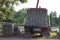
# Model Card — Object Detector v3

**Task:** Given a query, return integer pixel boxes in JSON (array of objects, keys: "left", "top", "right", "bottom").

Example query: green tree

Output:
[
  {"left": 56, "top": 15, "right": 60, "bottom": 26},
  {"left": 50, "top": 11, "right": 57, "bottom": 27},
  {"left": 0, "top": 0, "right": 27, "bottom": 22},
  {"left": 14, "top": 9, "right": 27, "bottom": 23}
]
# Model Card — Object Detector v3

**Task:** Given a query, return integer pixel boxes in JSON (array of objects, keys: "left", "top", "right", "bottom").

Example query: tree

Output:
[
  {"left": 56, "top": 15, "right": 60, "bottom": 26},
  {"left": 50, "top": 11, "right": 57, "bottom": 27},
  {"left": 13, "top": 9, "right": 27, "bottom": 23},
  {"left": 0, "top": 0, "right": 27, "bottom": 22}
]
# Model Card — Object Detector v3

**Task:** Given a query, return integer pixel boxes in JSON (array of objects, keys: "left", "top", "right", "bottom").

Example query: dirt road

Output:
[{"left": 0, "top": 38, "right": 59, "bottom": 40}]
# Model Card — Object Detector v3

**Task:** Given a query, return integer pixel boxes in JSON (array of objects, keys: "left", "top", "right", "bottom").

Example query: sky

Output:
[{"left": 14, "top": 0, "right": 60, "bottom": 17}]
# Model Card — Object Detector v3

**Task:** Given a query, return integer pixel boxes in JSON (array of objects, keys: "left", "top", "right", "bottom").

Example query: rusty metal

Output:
[{"left": 36, "top": 0, "right": 39, "bottom": 8}]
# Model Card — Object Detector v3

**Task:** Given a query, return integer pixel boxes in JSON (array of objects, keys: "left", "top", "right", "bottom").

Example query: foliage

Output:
[
  {"left": 20, "top": 0, "right": 27, "bottom": 3},
  {"left": 0, "top": 0, "right": 27, "bottom": 22},
  {"left": 13, "top": 9, "right": 27, "bottom": 23},
  {"left": 50, "top": 11, "right": 57, "bottom": 27},
  {"left": 50, "top": 11, "right": 60, "bottom": 27},
  {"left": 56, "top": 15, "right": 60, "bottom": 26}
]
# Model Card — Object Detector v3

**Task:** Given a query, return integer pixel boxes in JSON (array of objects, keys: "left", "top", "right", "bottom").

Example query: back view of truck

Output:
[{"left": 24, "top": 8, "right": 50, "bottom": 38}]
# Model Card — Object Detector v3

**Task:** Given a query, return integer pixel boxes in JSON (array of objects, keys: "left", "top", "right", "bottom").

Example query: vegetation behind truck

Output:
[{"left": 24, "top": 8, "right": 50, "bottom": 38}]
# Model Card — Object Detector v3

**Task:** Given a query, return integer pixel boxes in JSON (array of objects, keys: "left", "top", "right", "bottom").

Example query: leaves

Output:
[
  {"left": 20, "top": 0, "right": 27, "bottom": 3},
  {"left": 13, "top": 9, "right": 27, "bottom": 23},
  {"left": 50, "top": 11, "right": 57, "bottom": 27},
  {"left": 0, "top": 0, "right": 27, "bottom": 22}
]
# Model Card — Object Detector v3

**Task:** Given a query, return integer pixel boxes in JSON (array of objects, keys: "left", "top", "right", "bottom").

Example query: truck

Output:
[
  {"left": 24, "top": 8, "right": 50, "bottom": 38},
  {"left": 24, "top": 0, "right": 50, "bottom": 38}
]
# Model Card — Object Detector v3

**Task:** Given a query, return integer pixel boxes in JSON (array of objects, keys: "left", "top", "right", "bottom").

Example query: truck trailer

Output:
[{"left": 24, "top": 8, "right": 50, "bottom": 38}]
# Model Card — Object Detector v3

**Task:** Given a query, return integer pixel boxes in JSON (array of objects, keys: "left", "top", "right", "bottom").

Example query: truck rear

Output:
[{"left": 24, "top": 8, "right": 50, "bottom": 38}]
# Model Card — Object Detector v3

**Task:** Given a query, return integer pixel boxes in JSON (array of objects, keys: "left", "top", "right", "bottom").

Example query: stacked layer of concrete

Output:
[{"left": 25, "top": 8, "right": 48, "bottom": 27}]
